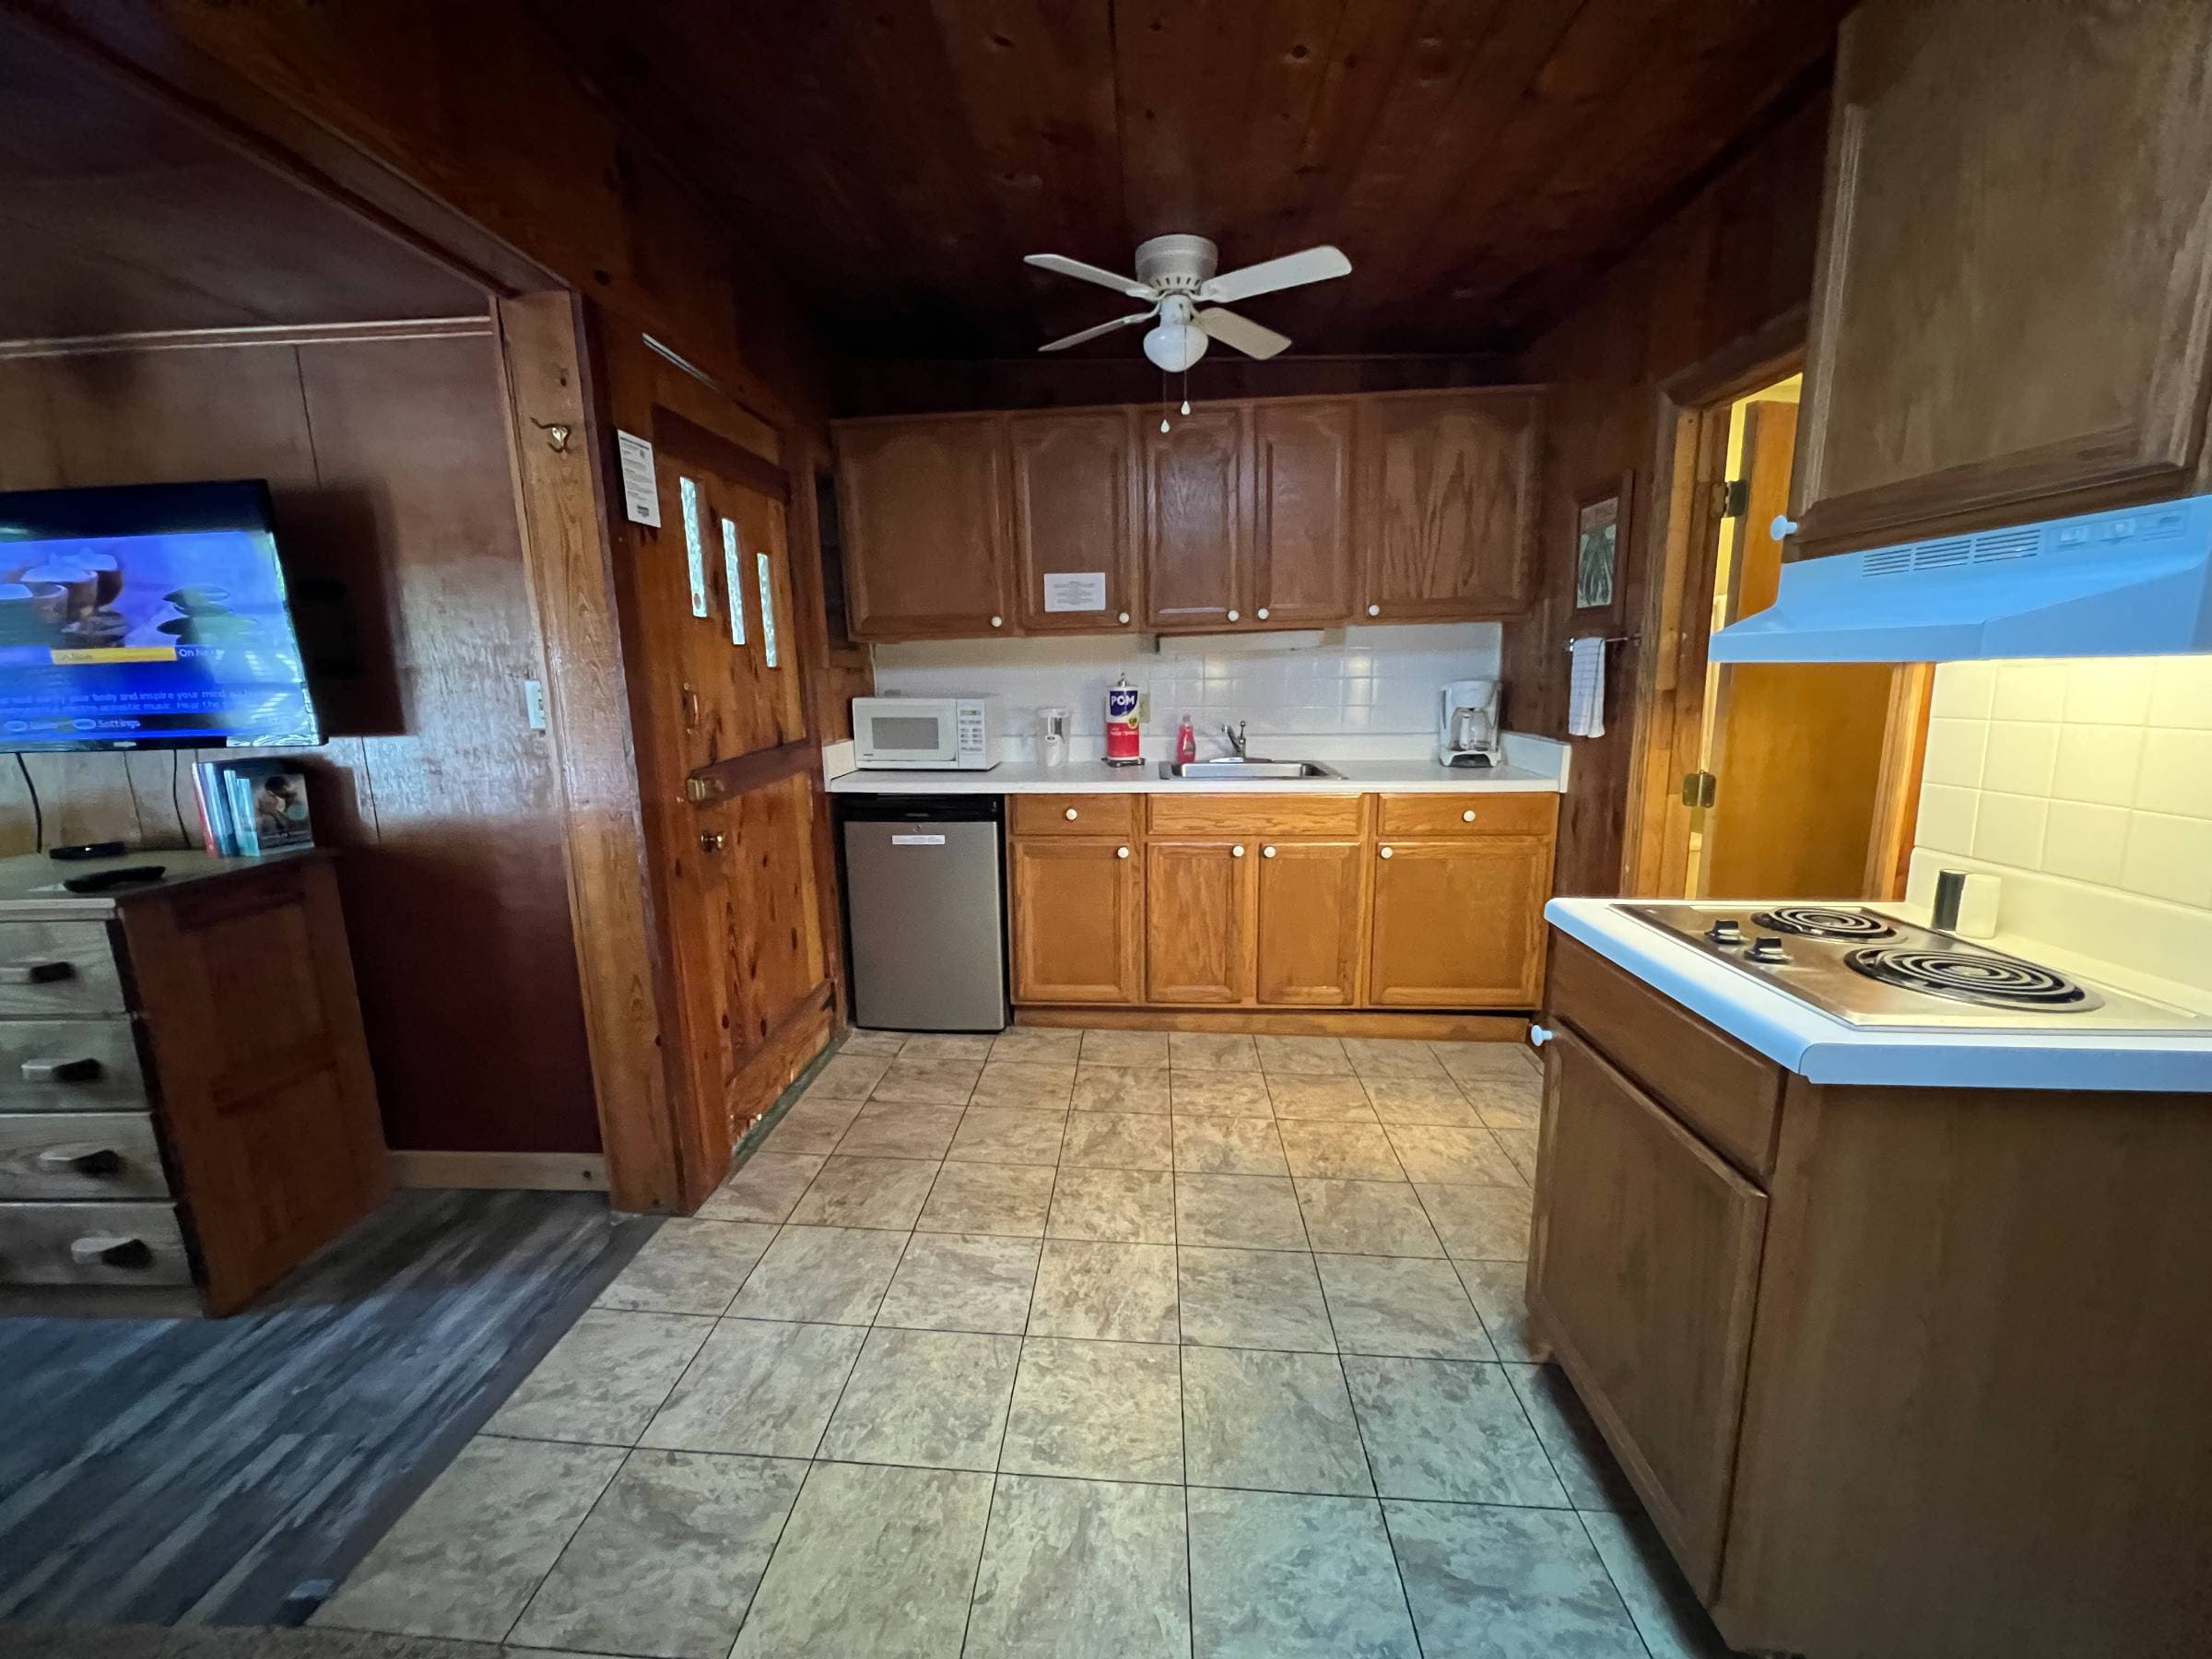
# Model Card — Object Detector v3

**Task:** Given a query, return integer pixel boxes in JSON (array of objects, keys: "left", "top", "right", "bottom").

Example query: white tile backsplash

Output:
[
  {"left": 869, "top": 624, "right": 1504, "bottom": 760},
  {"left": 1914, "top": 654, "right": 2212, "bottom": 993}
]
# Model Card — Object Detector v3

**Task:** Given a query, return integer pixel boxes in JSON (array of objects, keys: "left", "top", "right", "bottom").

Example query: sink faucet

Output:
[{"left": 1223, "top": 721, "right": 1248, "bottom": 758}]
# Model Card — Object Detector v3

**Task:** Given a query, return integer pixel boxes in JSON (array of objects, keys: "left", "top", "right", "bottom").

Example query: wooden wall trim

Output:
[
  {"left": 390, "top": 1150, "right": 609, "bottom": 1191},
  {"left": 0, "top": 316, "right": 494, "bottom": 361},
  {"left": 830, "top": 381, "right": 1553, "bottom": 429},
  {"left": 496, "top": 290, "right": 683, "bottom": 1213}
]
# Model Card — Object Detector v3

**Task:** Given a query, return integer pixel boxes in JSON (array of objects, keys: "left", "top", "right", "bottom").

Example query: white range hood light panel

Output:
[{"left": 1710, "top": 493, "right": 2212, "bottom": 663}]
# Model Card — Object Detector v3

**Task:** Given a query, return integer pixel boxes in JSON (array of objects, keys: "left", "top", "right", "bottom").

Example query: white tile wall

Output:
[
  {"left": 1912, "top": 653, "right": 2212, "bottom": 992},
  {"left": 869, "top": 623, "right": 1504, "bottom": 760}
]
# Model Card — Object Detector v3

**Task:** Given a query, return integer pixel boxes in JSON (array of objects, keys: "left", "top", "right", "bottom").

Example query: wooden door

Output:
[
  {"left": 1008, "top": 409, "right": 1138, "bottom": 632},
  {"left": 1526, "top": 1027, "right": 1766, "bottom": 1599},
  {"left": 1357, "top": 391, "right": 1538, "bottom": 619},
  {"left": 1792, "top": 0, "right": 2212, "bottom": 559},
  {"left": 1368, "top": 837, "right": 1550, "bottom": 1006},
  {"left": 1143, "top": 405, "right": 1247, "bottom": 630},
  {"left": 837, "top": 415, "right": 1011, "bottom": 638},
  {"left": 1145, "top": 841, "right": 1254, "bottom": 1005},
  {"left": 1010, "top": 839, "right": 1142, "bottom": 1004},
  {"left": 1254, "top": 839, "right": 1363, "bottom": 1006},
  {"left": 1703, "top": 400, "right": 1897, "bottom": 898},
  {"left": 1250, "top": 400, "right": 1355, "bottom": 627}
]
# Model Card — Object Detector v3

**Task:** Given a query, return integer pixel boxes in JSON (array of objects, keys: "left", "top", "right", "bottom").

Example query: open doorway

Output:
[{"left": 1625, "top": 341, "right": 1929, "bottom": 900}]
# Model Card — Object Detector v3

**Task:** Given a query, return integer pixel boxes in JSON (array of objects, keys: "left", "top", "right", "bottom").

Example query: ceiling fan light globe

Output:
[{"left": 1142, "top": 320, "right": 1208, "bottom": 372}]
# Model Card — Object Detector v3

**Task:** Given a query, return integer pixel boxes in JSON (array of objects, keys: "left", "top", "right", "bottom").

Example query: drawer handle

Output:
[
  {"left": 21, "top": 1056, "right": 102, "bottom": 1084},
  {"left": 1065, "top": 807, "right": 1079, "bottom": 821},
  {"left": 69, "top": 1233, "right": 153, "bottom": 1269},
  {"left": 1116, "top": 845, "right": 1130, "bottom": 859},
  {"left": 1227, "top": 608, "right": 1241, "bottom": 622},
  {"left": 1366, "top": 604, "right": 1380, "bottom": 618},
  {"left": 1462, "top": 808, "right": 1477, "bottom": 823},
  {"left": 0, "top": 961, "right": 75, "bottom": 985},
  {"left": 1262, "top": 845, "right": 1277, "bottom": 858},
  {"left": 1256, "top": 607, "right": 1269, "bottom": 620},
  {"left": 1379, "top": 845, "right": 1394, "bottom": 860},
  {"left": 1528, "top": 1023, "right": 1555, "bottom": 1048},
  {"left": 990, "top": 615, "right": 1004, "bottom": 629},
  {"left": 1118, "top": 611, "right": 1131, "bottom": 625},
  {"left": 1232, "top": 844, "right": 1246, "bottom": 858},
  {"left": 40, "top": 1146, "right": 124, "bottom": 1177}
]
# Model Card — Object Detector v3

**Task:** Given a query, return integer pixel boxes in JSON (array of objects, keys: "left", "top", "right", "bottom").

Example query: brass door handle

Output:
[{"left": 700, "top": 831, "right": 726, "bottom": 853}]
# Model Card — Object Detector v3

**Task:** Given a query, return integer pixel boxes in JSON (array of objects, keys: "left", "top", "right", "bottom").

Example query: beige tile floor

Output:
[{"left": 313, "top": 1025, "right": 1736, "bottom": 1659}]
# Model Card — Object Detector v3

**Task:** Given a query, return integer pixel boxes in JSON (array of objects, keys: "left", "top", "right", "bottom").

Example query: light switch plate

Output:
[{"left": 524, "top": 678, "right": 548, "bottom": 730}]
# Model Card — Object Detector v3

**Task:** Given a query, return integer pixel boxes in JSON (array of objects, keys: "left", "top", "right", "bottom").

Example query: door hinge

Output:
[
  {"left": 1716, "top": 477, "right": 1750, "bottom": 519},
  {"left": 1681, "top": 770, "right": 1717, "bottom": 808}
]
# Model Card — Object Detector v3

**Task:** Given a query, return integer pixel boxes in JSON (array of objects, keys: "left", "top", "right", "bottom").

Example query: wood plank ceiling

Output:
[{"left": 535, "top": 0, "right": 1849, "bottom": 359}]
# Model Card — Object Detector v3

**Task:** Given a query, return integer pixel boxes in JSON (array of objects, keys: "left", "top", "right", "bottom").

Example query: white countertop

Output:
[
  {"left": 1546, "top": 898, "right": 2212, "bottom": 1092},
  {"left": 828, "top": 759, "right": 1563, "bottom": 795}
]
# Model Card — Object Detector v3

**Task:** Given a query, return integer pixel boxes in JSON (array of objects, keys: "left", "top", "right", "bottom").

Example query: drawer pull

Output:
[
  {"left": 1065, "top": 807, "right": 1079, "bottom": 821},
  {"left": 21, "top": 1056, "right": 102, "bottom": 1084},
  {"left": 1462, "top": 808, "right": 1477, "bottom": 822},
  {"left": 0, "top": 961, "right": 75, "bottom": 985},
  {"left": 69, "top": 1233, "right": 153, "bottom": 1269},
  {"left": 40, "top": 1146, "right": 124, "bottom": 1177}
]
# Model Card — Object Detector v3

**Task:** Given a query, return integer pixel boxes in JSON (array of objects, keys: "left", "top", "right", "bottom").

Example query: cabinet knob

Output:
[
  {"left": 699, "top": 830, "right": 726, "bottom": 853},
  {"left": 1528, "top": 1023, "right": 1556, "bottom": 1048},
  {"left": 1065, "top": 806, "right": 1079, "bottom": 820},
  {"left": 1462, "top": 808, "right": 1477, "bottom": 822},
  {"left": 1262, "top": 845, "right": 1277, "bottom": 858},
  {"left": 1255, "top": 607, "right": 1269, "bottom": 620},
  {"left": 1118, "top": 611, "right": 1131, "bottom": 624},
  {"left": 1366, "top": 604, "right": 1380, "bottom": 618},
  {"left": 1227, "top": 608, "right": 1240, "bottom": 622},
  {"left": 1116, "top": 845, "right": 1130, "bottom": 859},
  {"left": 1231, "top": 844, "right": 1246, "bottom": 858},
  {"left": 1770, "top": 514, "right": 1799, "bottom": 542},
  {"left": 990, "top": 615, "right": 1004, "bottom": 628},
  {"left": 1379, "top": 845, "right": 1394, "bottom": 859}
]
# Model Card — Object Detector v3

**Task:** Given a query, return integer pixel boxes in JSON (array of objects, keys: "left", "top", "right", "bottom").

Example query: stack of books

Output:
[{"left": 191, "top": 759, "right": 314, "bottom": 856}]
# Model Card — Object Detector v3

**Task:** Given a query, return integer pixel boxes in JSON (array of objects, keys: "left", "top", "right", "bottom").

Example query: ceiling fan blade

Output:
[
  {"left": 1198, "top": 244, "right": 1352, "bottom": 304},
  {"left": 1196, "top": 307, "right": 1291, "bottom": 359},
  {"left": 1025, "top": 253, "right": 1155, "bottom": 300},
  {"left": 1039, "top": 310, "right": 1157, "bottom": 353}
]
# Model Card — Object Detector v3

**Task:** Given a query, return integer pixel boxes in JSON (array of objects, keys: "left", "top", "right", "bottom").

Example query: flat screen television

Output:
[{"left": 0, "top": 479, "right": 321, "bottom": 752}]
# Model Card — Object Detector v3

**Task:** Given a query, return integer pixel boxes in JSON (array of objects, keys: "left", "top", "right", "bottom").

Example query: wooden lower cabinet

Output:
[
  {"left": 1145, "top": 841, "right": 1253, "bottom": 1005},
  {"left": 1368, "top": 835, "right": 1550, "bottom": 1006},
  {"left": 1254, "top": 840, "right": 1364, "bottom": 1006},
  {"left": 1526, "top": 1027, "right": 1765, "bottom": 1598},
  {"left": 1009, "top": 838, "right": 1142, "bottom": 1004}
]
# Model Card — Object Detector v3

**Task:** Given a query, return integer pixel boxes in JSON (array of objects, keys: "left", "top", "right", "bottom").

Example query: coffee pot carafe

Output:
[{"left": 1438, "top": 678, "right": 1502, "bottom": 768}]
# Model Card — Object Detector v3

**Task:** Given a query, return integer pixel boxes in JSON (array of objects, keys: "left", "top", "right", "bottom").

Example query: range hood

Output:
[{"left": 1709, "top": 493, "right": 2212, "bottom": 663}]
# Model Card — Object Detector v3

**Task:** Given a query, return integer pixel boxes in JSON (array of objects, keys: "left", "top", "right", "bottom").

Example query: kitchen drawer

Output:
[
  {"left": 1012, "top": 794, "right": 1141, "bottom": 839},
  {"left": 1548, "top": 934, "right": 1783, "bottom": 1181},
  {"left": 1377, "top": 792, "right": 1558, "bottom": 839},
  {"left": 0, "top": 1019, "right": 149, "bottom": 1112},
  {"left": 0, "top": 922, "right": 127, "bottom": 1017},
  {"left": 1147, "top": 794, "right": 1364, "bottom": 837},
  {"left": 0, "top": 1200, "right": 192, "bottom": 1286},
  {"left": 0, "top": 1112, "right": 170, "bottom": 1200}
]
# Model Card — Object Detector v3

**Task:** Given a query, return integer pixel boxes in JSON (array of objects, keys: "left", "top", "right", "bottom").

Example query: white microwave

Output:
[{"left": 852, "top": 695, "right": 1000, "bottom": 770}]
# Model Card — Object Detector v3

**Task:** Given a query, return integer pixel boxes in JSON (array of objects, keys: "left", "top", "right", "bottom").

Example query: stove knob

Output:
[
  {"left": 1747, "top": 936, "right": 1789, "bottom": 964},
  {"left": 1708, "top": 921, "right": 1747, "bottom": 946}
]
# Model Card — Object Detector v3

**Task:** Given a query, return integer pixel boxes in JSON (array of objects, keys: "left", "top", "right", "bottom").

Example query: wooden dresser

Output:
[{"left": 0, "top": 850, "right": 387, "bottom": 1315}]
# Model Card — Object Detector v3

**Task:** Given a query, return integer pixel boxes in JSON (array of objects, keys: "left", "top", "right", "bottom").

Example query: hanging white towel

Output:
[{"left": 1567, "top": 636, "right": 1607, "bottom": 738}]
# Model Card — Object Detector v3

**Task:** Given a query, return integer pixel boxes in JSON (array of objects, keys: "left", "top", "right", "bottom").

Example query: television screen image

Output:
[{"left": 0, "top": 479, "right": 321, "bottom": 751}]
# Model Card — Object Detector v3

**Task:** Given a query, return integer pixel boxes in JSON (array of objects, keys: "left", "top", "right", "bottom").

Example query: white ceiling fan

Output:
[{"left": 1026, "top": 234, "right": 1350, "bottom": 370}]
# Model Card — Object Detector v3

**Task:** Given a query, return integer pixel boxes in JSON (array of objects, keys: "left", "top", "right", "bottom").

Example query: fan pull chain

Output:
[
  {"left": 1159, "top": 371, "right": 1171, "bottom": 433},
  {"left": 1180, "top": 369, "right": 1192, "bottom": 417}
]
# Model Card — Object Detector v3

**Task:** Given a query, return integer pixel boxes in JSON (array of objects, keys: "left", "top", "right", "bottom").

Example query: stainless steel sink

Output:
[{"left": 1158, "top": 758, "right": 1342, "bottom": 781}]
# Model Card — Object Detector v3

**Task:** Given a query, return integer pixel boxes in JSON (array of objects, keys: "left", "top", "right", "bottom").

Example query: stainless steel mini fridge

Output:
[{"left": 838, "top": 794, "right": 1009, "bottom": 1032}]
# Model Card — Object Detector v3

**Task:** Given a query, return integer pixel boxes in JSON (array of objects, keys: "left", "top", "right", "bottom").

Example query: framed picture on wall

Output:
[{"left": 1574, "top": 477, "right": 1629, "bottom": 609}]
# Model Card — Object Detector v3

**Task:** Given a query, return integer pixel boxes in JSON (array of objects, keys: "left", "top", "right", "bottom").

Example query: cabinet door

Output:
[
  {"left": 1526, "top": 1027, "right": 1766, "bottom": 1599},
  {"left": 1008, "top": 409, "right": 1139, "bottom": 631},
  {"left": 836, "top": 416, "right": 1010, "bottom": 639},
  {"left": 1145, "top": 841, "right": 1254, "bottom": 1005},
  {"left": 1251, "top": 400, "right": 1355, "bottom": 627},
  {"left": 1010, "top": 838, "right": 1142, "bottom": 1004},
  {"left": 1143, "top": 406, "right": 1247, "bottom": 630},
  {"left": 1792, "top": 2, "right": 2212, "bottom": 558},
  {"left": 1357, "top": 391, "right": 1537, "bottom": 619},
  {"left": 1368, "top": 836, "right": 1550, "bottom": 1006},
  {"left": 1254, "top": 839, "right": 1364, "bottom": 1006}
]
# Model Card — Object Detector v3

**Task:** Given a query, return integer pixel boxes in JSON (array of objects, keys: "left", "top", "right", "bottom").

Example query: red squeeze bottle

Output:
[{"left": 1176, "top": 713, "right": 1197, "bottom": 764}]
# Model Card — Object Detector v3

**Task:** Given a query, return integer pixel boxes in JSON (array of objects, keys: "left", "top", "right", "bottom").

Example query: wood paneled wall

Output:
[
  {"left": 0, "top": 332, "right": 600, "bottom": 1156},
  {"left": 1501, "top": 95, "right": 1830, "bottom": 896}
]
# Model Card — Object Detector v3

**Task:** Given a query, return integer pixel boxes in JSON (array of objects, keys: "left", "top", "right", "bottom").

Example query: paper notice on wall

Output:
[
  {"left": 616, "top": 430, "right": 662, "bottom": 526},
  {"left": 1041, "top": 571, "right": 1108, "bottom": 613}
]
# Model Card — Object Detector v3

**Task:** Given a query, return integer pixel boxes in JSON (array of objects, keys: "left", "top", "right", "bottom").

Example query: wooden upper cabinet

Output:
[
  {"left": 1142, "top": 406, "right": 1247, "bottom": 629},
  {"left": 1251, "top": 400, "right": 1356, "bottom": 627},
  {"left": 1792, "top": 1, "right": 2212, "bottom": 558},
  {"left": 1357, "top": 391, "right": 1539, "bottom": 619},
  {"left": 1008, "top": 409, "right": 1138, "bottom": 631},
  {"left": 835, "top": 415, "right": 1011, "bottom": 639}
]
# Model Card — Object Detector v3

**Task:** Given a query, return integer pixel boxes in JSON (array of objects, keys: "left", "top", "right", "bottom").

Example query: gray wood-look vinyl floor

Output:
[{"left": 0, "top": 1188, "right": 653, "bottom": 1629}]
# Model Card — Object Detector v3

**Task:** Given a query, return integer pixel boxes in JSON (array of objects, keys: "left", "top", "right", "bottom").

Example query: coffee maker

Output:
[{"left": 1437, "top": 678, "right": 1503, "bottom": 767}]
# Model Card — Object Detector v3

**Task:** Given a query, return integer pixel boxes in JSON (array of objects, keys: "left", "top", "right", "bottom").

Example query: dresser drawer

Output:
[
  {"left": 0, "top": 1112, "right": 171, "bottom": 1200},
  {"left": 0, "top": 1200, "right": 191, "bottom": 1286},
  {"left": 1377, "top": 792, "right": 1559, "bottom": 839},
  {"left": 1147, "top": 794, "right": 1364, "bottom": 837},
  {"left": 1013, "top": 794, "right": 1141, "bottom": 839},
  {"left": 0, "top": 1019, "right": 149, "bottom": 1112},
  {"left": 0, "top": 923, "right": 127, "bottom": 1017}
]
